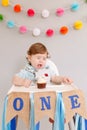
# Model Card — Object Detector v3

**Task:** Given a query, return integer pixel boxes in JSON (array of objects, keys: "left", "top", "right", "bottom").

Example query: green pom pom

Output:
[{"left": 0, "top": 14, "right": 4, "bottom": 21}]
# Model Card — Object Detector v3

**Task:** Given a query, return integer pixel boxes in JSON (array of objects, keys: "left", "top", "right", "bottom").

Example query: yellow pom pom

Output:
[
  {"left": 74, "top": 21, "right": 83, "bottom": 30},
  {"left": 2, "top": 0, "right": 9, "bottom": 6}
]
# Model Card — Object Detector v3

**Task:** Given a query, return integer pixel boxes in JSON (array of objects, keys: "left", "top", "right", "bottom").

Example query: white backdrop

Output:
[{"left": 0, "top": 0, "right": 87, "bottom": 129}]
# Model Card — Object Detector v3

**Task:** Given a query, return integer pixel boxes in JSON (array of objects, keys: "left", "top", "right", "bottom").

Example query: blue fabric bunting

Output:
[
  {"left": 85, "top": 119, "right": 87, "bottom": 130},
  {"left": 75, "top": 114, "right": 85, "bottom": 130},
  {"left": 30, "top": 93, "right": 40, "bottom": 130},
  {"left": 53, "top": 93, "right": 65, "bottom": 130},
  {"left": 10, "top": 117, "right": 17, "bottom": 130},
  {"left": 81, "top": 117, "right": 85, "bottom": 130},
  {"left": 2, "top": 93, "right": 86, "bottom": 130},
  {"left": 2, "top": 96, "right": 11, "bottom": 130},
  {"left": 2, "top": 96, "right": 17, "bottom": 130}
]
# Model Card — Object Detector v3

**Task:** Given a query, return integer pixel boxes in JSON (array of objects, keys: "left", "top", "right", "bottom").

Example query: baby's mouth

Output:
[{"left": 37, "top": 64, "right": 43, "bottom": 68}]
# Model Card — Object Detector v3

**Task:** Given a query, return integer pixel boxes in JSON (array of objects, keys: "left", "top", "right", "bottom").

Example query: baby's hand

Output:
[
  {"left": 51, "top": 76, "right": 73, "bottom": 85},
  {"left": 12, "top": 76, "right": 32, "bottom": 87},
  {"left": 62, "top": 77, "right": 73, "bottom": 85},
  {"left": 23, "top": 79, "right": 32, "bottom": 87}
]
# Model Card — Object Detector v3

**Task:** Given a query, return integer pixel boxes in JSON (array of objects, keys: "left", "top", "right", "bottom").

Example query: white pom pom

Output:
[
  {"left": 42, "top": 9, "right": 50, "bottom": 18},
  {"left": 32, "top": 28, "right": 41, "bottom": 36}
]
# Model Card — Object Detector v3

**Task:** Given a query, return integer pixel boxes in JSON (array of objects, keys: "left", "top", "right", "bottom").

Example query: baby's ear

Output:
[
  {"left": 27, "top": 55, "right": 31, "bottom": 62},
  {"left": 47, "top": 53, "right": 51, "bottom": 58},
  {"left": 26, "top": 55, "right": 28, "bottom": 59}
]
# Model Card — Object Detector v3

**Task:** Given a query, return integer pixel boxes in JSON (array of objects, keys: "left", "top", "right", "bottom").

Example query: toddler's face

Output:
[{"left": 28, "top": 53, "right": 47, "bottom": 69}]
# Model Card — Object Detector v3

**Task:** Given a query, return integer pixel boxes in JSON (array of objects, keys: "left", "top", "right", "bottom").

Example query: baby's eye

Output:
[
  {"left": 43, "top": 57, "right": 46, "bottom": 60},
  {"left": 37, "top": 57, "right": 41, "bottom": 60}
]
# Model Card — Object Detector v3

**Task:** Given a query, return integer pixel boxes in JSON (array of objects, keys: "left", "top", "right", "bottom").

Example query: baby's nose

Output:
[{"left": 39, "top": 59, "right": 43, "bottom": 63}]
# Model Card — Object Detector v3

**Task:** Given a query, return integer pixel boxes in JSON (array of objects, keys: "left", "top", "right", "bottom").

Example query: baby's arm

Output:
[
  {"left": 12, "top": 75, "right": 32, "bottom": 87},
  {"left": 47, "top": 60, "right": 73, "bottom": 85},
  {"left": 51, "top": 75, "right": 73, "bottom": 85}
]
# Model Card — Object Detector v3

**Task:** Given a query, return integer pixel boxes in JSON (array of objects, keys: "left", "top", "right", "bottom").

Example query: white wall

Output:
[{"left": 0, "top": 0, "right": 87, "bottom": 129}]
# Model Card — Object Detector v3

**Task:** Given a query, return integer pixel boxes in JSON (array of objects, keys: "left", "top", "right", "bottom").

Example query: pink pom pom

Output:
[
  {"left": 56, "top": 8, "right": 64, "bottom": 16},
  {"left": 19, "top": 26, "right": 27, "bottom": 33},
  {"left": 46, "top": 29, "right": 54, "bottom": 37},
  {"left": 27, "top": 9, "right": 35, "bottom": 17}
]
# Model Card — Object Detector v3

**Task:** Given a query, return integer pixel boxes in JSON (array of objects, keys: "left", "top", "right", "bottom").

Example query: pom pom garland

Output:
[
  {"left": 59, "top": 26, "right": 68, "bottom": 34},
  {"left": 71, "top": 2, "right": 80, "bottom": 11},
  {"left": 2, "top": 0, "right": 9, "bottom": 6},
  {"left": 0, "top": 11, "right": 85, "bottom": 37},
  {"left": 27, "top": 9, "right": 35, "bottom": 17},
  {"left": 19, "top": 26, "right": 27, "bottom": 33},
  {"left": 73, "top": 20, "right": 83, "bottom": 30},
  {"left": 1, "top": 0, "right": 85, "bottom": 18},
  {"left": 0, "top": 14, "right": 4, "bottom": 21},
  {"left": 56, "top": 8, "right": 64, "bottom": 16},
  {"left": 46, "top": 29, "right": 54, "bottom": 37},
  {"left": 41, "top": 9, "right": 50, "bottom": 18},
  {"left": 14, "top": 4, "right": 22, "bottom": 13},
  {"left": 7, "top": 21, "right": 15, "bottom": 28},
  {"left": 32, "top": 28, "right": 41, "bottom": 36}
]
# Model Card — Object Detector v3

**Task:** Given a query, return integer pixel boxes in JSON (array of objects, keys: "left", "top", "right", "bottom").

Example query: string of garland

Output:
[
  {"left": 0, "top": 0, "right": 87, "bottom": 37},
  {"left": 1, "top": 0, "right": 87, "bottom": 18},
  {"left": 0, "top": 13, "right": 84, "bottom": 37}
]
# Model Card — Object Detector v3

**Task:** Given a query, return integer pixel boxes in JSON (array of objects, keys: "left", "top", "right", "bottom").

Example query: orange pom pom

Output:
[
  {"left": 60, "top": 26, "right": 68, "bottom": 35},
  {"left": 14, "top": 4, "right": 21, "bottom": 13}
]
